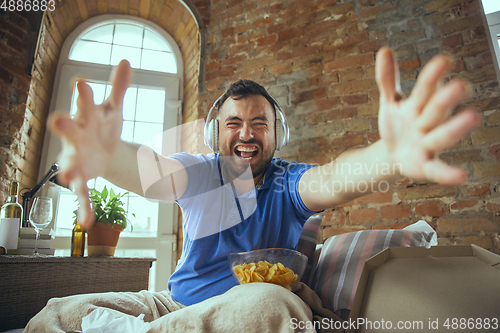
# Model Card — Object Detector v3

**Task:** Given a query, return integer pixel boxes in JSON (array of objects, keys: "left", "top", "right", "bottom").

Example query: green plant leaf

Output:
[
  {"left": 110, "top": 188, "right": 116, "bottom": 200},
  {"left": 73, "top": 185, "right": 134, "bottom": 230},
  {"left": 101, "top": 186, "right": 109, "bottom": 201}
]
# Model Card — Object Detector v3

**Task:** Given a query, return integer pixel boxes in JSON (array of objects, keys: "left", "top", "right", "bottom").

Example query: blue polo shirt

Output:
[{"left": 167, "top": 153, "right": 319, "bottom": 306}]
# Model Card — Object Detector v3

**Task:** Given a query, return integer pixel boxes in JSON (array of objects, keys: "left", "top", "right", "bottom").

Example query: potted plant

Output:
[{"left": 74, "top": 186, "right": 134, "bottom": 256}]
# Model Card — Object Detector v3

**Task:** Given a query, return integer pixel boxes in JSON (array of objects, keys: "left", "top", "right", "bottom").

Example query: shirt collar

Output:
[{"left": 215, "top": 153, "right": 272, "bottom": 190}]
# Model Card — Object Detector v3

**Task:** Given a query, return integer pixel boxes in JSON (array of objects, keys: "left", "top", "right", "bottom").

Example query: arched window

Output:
[
  {"left": 40, "top": 15, "right": 183, "bottom": 291},
  {"left": 69, "top": 21, "right": 177, "bottom": 73}
]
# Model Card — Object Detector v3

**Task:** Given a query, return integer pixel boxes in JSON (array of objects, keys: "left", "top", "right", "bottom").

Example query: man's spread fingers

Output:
[
  {"left": 375, "top": 47, "right": 397, "bottom": 103},
  {"left": 48, "top": 113, "right": 79, "bottom": 141},
  {"left": 109, "top": 59, "right": 132, "bottom": 109},
  {"left": 53, "top": 143, "right": 81, "bottom": 187},
  {"left": 75, "top": 81, "right": 97, "bottom": 122},
  {"left": 72, "top": 177, "right": 94, "bottom": 228},
  {"left": 423, "top": 159, "right": 468, "bottom": 185},
  {"left": 421, "top": 109, "right": 481, "bottom": 152},
  {"left": 408, "top": 54, "right": 451, "bottom": 113},
  {"left": 416, "top": 79, "right": 470, "bottom": 132}
]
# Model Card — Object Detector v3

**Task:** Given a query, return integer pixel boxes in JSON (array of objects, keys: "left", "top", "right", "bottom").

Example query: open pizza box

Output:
[{"left": 346, "top": 245, "right": 500, "bottom": 333}]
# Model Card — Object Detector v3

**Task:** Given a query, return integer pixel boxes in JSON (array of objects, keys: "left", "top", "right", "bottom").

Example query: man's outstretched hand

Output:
[
  {"left": 48, "top": 60, "right": 133, "bottom": 227},
  {"left": 376, "top": 47, "right": 481, "bottom": 185}
]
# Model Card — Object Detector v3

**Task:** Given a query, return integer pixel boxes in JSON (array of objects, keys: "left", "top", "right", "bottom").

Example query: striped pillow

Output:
[
  {"left": 297, "top": 215, "right": 324, "bottom": 284},
  {"left": 310, "top": 229, "right": 435, "bottom": 316}
]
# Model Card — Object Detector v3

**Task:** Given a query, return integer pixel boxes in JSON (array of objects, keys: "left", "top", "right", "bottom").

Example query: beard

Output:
[{"left": 219, "top": 138, "right": 274, "bottom": 183}]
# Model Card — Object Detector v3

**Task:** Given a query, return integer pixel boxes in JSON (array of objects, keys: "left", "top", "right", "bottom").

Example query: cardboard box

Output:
[{"left": 347, "top": 245, "right": 500, "bottom": 332}]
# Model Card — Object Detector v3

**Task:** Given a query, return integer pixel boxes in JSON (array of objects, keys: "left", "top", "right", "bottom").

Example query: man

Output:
[
  {"left": 33, "top": 47, "right": 479, "bottom": 331},
  {"left": 163, "top": 79, "right": 325, "bottom": 305}
]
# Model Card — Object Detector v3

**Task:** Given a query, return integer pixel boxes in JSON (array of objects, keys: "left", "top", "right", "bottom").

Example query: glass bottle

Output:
[
  {"left": 71, "top": 222, "right": 86, "bottom": 257},
  {"left": 0, "top": 181, "right": 23, "bottom": 254}
]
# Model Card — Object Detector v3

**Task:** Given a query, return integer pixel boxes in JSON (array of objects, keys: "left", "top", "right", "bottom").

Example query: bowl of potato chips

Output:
[{"left": 228, "top": 248, "right": 307, "bottom": 290}]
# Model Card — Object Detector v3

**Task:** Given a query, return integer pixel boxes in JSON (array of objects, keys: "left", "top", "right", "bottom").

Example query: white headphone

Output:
[{"left": 204, "top": 94, "right": 289, "bottom": 152}]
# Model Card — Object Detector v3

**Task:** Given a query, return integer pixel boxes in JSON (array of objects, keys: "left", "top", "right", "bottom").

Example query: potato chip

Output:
[{"left": 232, "top": 260, "right": 298, "bottom": 289}]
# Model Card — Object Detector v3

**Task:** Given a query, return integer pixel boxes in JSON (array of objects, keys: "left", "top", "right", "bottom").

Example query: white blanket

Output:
[{"left": 24, "top": 282, "right": 343, "bottom": 333}]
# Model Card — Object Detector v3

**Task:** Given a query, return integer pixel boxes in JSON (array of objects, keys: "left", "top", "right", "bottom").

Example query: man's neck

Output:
[
  {"left": 254, "top": 172, "right": 266, "bottom": 189},
  {"left": 220, "top": 165, "right": 266, "bottom": 195}
]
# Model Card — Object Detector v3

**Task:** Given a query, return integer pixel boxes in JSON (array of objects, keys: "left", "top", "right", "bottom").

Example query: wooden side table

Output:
[{"left": 0, "top": 255, "right": 156, "bottom": 331}]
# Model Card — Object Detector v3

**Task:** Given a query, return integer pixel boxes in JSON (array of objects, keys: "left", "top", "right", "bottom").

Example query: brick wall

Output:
[
  {"left": 197, "top": 0, "right": 500, "bottom": 253},
  {"left": 0, "top": 10, "right": 42, "bottom": 203}
]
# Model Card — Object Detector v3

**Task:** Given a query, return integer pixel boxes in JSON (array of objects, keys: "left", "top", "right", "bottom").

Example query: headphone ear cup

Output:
[
  {"left": 275, "top": 118, "right": 283, "bottom": 150},
  {"left": 212, "top": 119, "right": 219, "bottom": 152},
  {"left": 205, "top": 119, "right": 214, "bottom": 151}
]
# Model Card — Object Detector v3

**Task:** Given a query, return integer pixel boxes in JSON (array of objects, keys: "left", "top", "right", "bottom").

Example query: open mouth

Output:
[{"left": 234, "top": 145, "right": 259, "bottom": 160}]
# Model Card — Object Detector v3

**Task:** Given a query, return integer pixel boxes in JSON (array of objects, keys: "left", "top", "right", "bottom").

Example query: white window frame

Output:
[
  {"left": 484, "top": 10, "right": 500, "bottom": 84},
  {"left": 38, "top": 15, "right": 184, "bottom": 291}
]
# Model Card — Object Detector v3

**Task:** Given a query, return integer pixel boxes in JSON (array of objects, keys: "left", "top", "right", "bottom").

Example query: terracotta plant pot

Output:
[{"left": 87, "top": 222, "right": 123, "bottom": 256}]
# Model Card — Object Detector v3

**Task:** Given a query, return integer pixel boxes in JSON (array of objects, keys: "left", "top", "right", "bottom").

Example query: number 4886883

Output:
[{"left": 1, "top": 0, "right": 56, "bottom": 12}]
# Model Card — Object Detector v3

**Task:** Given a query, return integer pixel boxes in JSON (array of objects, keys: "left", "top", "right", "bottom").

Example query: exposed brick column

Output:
[{"left": 0, "top": 10, "right": 43, "bottom": 203}]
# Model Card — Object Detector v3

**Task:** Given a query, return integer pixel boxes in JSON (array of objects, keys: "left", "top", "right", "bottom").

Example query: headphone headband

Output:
[{"left": 203, "top": 93, "right": 289, "bottom": 152}]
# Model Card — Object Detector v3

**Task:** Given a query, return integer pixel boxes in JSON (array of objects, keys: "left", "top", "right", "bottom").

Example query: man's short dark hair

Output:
[{"left": 216, "top": 79, "right": 277, "bottom": 117}]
